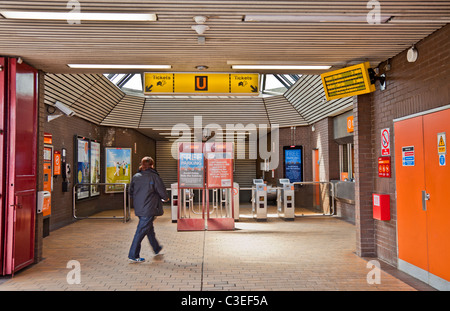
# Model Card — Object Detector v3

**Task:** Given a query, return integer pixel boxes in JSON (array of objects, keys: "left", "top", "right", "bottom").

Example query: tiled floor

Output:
[{"left": 0, "top": 205, "right": 434, "bottom": 291}]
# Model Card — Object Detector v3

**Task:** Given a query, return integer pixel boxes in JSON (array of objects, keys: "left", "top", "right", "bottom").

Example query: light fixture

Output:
[
  {"left": 407, "top": 46, "right": 418, "bottom": 63},
  {"left": 193, "top": 16, "right": 208, "bottom": 24},
  {"left": 191, "top": 24, "right": 210, "bottom": 35},
  {"left": 67, "top": 64, "right": 171, "bottom": 69},
  {"left": 195, "top": 65, "right": 208, "bottom": 70},
  {"left": 231, "top": 65, "right": 331, "bottom": 70},
  {"left": 0, "top": 11, "right": 157, "bottom": 21},
  {"left": 244, "top": 14, "right": 391, "bottom": 23}
]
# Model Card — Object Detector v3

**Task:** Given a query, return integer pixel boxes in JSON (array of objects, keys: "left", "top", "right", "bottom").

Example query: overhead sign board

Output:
[
  {"left": 320, "top": 62, "right": 376, "bottom": 101},
  {"left": 144, "top": 73, "right": 259, "bottom": 95}
]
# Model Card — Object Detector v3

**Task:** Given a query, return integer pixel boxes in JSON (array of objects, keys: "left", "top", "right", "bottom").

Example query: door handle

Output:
[{"left": 422, "top": 190, "right": 430, "bottom": 211}]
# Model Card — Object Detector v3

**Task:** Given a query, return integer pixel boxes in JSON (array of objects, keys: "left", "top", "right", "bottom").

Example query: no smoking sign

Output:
[{"left": 381, "top": 128, "right": 390, "bottom": 156}]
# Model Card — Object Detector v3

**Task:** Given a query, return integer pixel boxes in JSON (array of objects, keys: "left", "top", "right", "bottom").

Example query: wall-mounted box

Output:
[{"left": 373, "top": 194, "right": 390, "bottom": 220}]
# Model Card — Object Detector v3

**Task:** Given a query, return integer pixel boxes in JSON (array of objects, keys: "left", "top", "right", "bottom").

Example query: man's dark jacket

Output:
[{"left": 129, "top": 168, "right": 169, "bottom": 217}]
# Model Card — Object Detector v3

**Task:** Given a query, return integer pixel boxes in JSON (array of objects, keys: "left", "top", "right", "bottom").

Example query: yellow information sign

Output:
[
  {"left": 438, "top": 132, "right": 446, "bottom": 154},
  {"left": 320, "top": 62, "right": 376, "bottom": 101},
  {"left": 144, "top": 73, "right": 259, "bottom": 95}
]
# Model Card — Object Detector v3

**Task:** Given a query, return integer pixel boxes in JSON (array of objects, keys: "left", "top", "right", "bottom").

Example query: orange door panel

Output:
[
  {"left": 394, "top": 116, "right": 428, "bottom": 272},
  {"left": 423, "top": 109, "right": 450, "bottom": 282}
]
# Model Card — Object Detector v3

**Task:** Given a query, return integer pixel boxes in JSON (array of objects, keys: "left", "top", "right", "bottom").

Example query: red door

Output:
[
  {"left": 0, "top": 58, "right": 5, "bottom": 275},
  {"left": 3, "top": 58, "right": 38, "bottom": 275}
]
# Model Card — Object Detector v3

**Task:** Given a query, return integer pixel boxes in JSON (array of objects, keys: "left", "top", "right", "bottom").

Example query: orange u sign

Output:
[{"left": 195, "top": 76, "right": 208, "bottom": 91}]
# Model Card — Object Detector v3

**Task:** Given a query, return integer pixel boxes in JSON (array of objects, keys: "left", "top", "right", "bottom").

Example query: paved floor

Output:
[{"left": 0, "top": 205, "right": 434, "bottom": 291}]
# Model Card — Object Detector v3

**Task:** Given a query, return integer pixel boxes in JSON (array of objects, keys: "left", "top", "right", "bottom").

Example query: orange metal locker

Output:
[{"left": 395, "top": 107, "right": 450, "bottom": 287}]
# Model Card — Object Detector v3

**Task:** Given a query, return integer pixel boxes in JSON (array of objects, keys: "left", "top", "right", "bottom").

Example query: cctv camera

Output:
[{"left": 54, "top": 101, "right": 75, "bottom": 116}]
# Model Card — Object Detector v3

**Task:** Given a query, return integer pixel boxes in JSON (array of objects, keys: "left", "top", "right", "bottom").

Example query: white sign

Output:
[{"left": 381, "top": 128, "right": 390, "bottom": 156}]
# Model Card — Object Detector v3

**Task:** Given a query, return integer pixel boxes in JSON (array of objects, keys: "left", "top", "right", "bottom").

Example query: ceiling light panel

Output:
[
  {"left": 67, "top": 64, "right": 171, "bottom": 69},
  {"left": 232, "top": 65, "right": 331, "bottom": 70},
  {"left": 0, "top": 11, "right": 157, "bottom": 21},
  {"left": 244, "top": 14, "right": 391, "bottom": 23}
]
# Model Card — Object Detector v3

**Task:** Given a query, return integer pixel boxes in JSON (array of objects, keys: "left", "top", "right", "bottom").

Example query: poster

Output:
[
  {"left": 284, "top": 146, "right": 303, "bottom": 183},
  {"left": 90, "top": 141, "right": 101, "bottom": 196},
  {"left": 105, "top": 148, "right": 132, "bottom": 193},
  {"left": 76, "top": 136, "right": 90, "bottom": 200},
  {"left": 179, "top": 152, "right": 204, "bottom": 188},
  {"left": 205, "top": 142, "right": 233, "bottom": 188}
]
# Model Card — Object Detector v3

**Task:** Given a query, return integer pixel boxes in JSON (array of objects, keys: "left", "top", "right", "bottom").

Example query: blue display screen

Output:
[{"left": 284, "top": 147, "right": 302, "bottom": 182}]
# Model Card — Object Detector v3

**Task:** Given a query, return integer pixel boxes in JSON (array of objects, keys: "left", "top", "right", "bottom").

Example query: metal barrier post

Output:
[
  {"left": 73, "top": 183, "right": 130, "bottom": 223},
  {"left": 292, "top": 181, "right": 335, "bottom": 215}
]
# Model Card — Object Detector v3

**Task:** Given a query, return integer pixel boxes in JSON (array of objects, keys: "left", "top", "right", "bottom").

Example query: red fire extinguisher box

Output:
[{"left": 373, "top": 194, "right": 390, "bottom": 221}]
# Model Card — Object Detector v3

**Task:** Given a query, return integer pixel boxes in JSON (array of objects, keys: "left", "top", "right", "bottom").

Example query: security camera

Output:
[{"left": 54, "top": 101, "right": 75, "bottom": 116}]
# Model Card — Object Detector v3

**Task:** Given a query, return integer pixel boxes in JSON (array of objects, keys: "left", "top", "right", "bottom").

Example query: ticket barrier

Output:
[
  {"left": 277, "top": 179, "right": 295, "bottom": 220},
  {"left": 252, "top": 179, "right": 267, "bottom": 221},
  {"left": 207, "top": 187, "right": 234, "bottom": 230},
  {"left": 170, "top": 183, "right": 178, "bottom": 223},
  {"left": 233, "top": 182, "right": 239, "bottom": 221},
  {"left": 177, "top": 187, "right": 206, "bottom": 231}
]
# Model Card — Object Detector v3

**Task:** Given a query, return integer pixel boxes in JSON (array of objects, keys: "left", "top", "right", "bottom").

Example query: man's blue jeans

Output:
[{"left": 128, "top": 216, "right": 161, "bottom": 259}]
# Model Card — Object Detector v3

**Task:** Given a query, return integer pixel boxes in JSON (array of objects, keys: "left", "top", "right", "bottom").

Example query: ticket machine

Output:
[
  {"left": 252, "top": 179, "right": 267, "bottom": 221},
  {"left": 277, "top": 179, "right": 295, "bottom": 220}
]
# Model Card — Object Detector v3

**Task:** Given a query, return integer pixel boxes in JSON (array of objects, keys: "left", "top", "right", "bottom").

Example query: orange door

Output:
[
  {"left": 395, "top": 107, "right": 450, "bottom": 284},
  {"left": 313, "top": 149, "right": 320, "bottom": 207},
  {"left": 423, "top": 109, "right": 450, "bottom": 282},
  {"left": 394, "top": 116, "right": 428, "bottom": 272}
]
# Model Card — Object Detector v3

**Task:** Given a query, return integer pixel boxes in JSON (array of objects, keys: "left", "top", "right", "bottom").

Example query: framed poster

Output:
[
  {"left": 75, "top": 136, "right": 90, "bottom": 200},
  {"left": 90, "top": 140, "right": 101, "bottom": 196},
  {"left": 283, "top": 146, "right": 303, "bottom": 183},
  {"left": 178, "top": 142, "right": 204, "bottom": 189},
  {"left": 105, "top": 147, "right": 132, "bottom": 193},
  {"left": 205, "top": 142, "right": 233, "bottom": 188}
]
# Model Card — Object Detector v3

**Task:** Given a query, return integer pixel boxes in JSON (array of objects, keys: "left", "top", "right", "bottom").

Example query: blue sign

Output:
[
  {"left": 402, "top": 146, "right": 415, "bottom": 167},
  {"left": 439, "top": 154, "right": 446, "bottom": 166},
  {"left": 284, "top": 147, "right": 303, "bottom": 182},
  {"left": 179, "top": 152, "right": 204, "bottom": 188}
]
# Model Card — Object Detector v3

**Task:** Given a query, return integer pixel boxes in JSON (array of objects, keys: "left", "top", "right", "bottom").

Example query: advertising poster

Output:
[
  {"left": 76, "top": 137, "right": 90, "bottom": 200},
  {"left": 105, "top": 148, "right": 132, "bottom": 193},
  {"left": 284, "top": 146, "right": 303, "bottom": 183},
  {"left": 179, "top": 152, "right": 204, "bottom": 188},
  {"left": 90, "top": 141, "right": 101, "bottom": 196},
  {"left": 205, "top": 142, "right": 233, "bottom": 188}
]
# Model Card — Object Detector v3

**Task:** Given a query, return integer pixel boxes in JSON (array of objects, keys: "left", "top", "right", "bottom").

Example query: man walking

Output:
[{"left": 128, "top": 156, "right": 169, "bottom": 263}]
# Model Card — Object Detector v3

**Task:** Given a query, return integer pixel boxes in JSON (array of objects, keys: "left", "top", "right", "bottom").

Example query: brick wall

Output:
[
  {"left": 355, "top": 24, "right": 450, "bottom": 265},
  {"left": 42, "top": 107, "right": 156, "bottom": 231}
]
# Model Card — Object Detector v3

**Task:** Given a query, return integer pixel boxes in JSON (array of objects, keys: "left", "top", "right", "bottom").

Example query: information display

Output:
[
  {"left": 321, "top": 62, "right": 376, "bottom": 101},
  {"left": 284, "top": 146, "right": 303, "bottom": 183}
]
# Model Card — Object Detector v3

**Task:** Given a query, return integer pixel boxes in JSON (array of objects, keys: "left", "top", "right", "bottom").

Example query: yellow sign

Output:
[
  {"left": 144, "top": 73, "right": 259, "bottom": 95},
  {"left": 320, "top": 62, "right": 376, "bottom": 101},
  {"left": 438, "top": 132, "right": 446, "bottom": 154}
]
